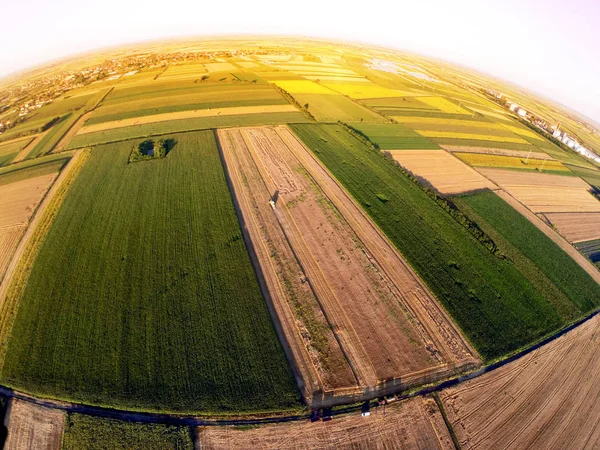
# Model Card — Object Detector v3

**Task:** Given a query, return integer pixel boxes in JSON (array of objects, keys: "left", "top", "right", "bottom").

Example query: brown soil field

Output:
[
  {"left": 0, "top": 174, "right": 58, "bottom": 227},
  {"left": 3, "top": 399, "right": 64, "bottom": 450},
  {"left": 478, "top": 168, "right": 600, "bottom": 213},
  {"left": 442, "top": 145, "right": 554, "bottom": 160},
  {"left": 198, "top": 396, "right": 454, "bottom": 450},
  {"left": 389, "top": 150, "right": 497, "bottom": 194},
  {"left": 543, "top": 212, "right": 600, "bottom": 243},
  {"left": 77, "top": 104, "right": 298, "bottom": 135},
  {"left": 11, "top": 133, "right": 46, "bottom": 164},
  {"left": 219, "top": 126, "right": 478, "bottom": 406},
  {"left": 0, "top": 225, "right": 26, "bottom": 282},
  {"left": 441, "top": 314, "right": 600, "bottom": 450}
]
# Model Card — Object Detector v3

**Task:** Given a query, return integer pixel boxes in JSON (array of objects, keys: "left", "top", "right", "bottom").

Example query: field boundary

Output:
[{"left": 0, "top": 307, "right": 595, "bottom": 426}]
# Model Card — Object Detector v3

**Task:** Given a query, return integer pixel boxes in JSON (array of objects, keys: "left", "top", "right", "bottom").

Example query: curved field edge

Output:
[
  {"left": 0, "top": 150, "right": 91, "bottom": 366},
  {"left": 288, "top": 123, "right": 591, "bottom": 361},
  {"left": 0, "top": 131, "right": 300, "bottom": 414}
]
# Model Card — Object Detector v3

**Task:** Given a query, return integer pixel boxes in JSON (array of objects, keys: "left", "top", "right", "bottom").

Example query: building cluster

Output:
[{"left": 488, "top": 90, "right": 600, "bottom": 164}]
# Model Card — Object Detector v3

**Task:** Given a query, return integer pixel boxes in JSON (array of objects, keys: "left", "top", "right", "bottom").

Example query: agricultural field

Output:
[
  {"left": 199, "top": 396, "right": 454, "bottom": 450},
  {"left": 204, "top": 62, "right": 237, "bottom": 72},
  {"left": 388, "top": 150, "right": 497, "bottom": 195},
  {"left": 87, "top": 84, "right": 285, "bottom": 124},
  {"left": 62, "top": 414, "right": 193, "bottom": 450},
  {"left": 455, "top": 191, "right": 600, "bottom": 314},
  {"left": 66, "top": 111, "right": 309, "bottom": 149},
  {"left": 477, "top": 168, "right": 600, "bottom": 213},
  {"left": 348, "top": 122, "right": 439, "bottom": 149},
  {"left": 3, "top": 399, "right": 64, "bottom": 450},
  {"left": 543, "top": 212, "right": 600, "bottom": 243},
  {"left": 290, "top": 123, "right": 587, "bottom": 361},
  {"left": 219, "top": 126, "right": 476, "bottom": 404},
  {"left": 321, "top": 82, "right": 414, "bottom": 99},
  {"left": 441, "top": 314, "right": 600, "bottom": 450},
  {"left": 565, "top": 163, "right": 600, "bottom": 189},
  {"left": 417, "top": 96, "right": 473, "bottom": 114},
  {"left": 155, "top": 63, "right": 207, "bottom": 81},
  {"left": 574, "top": 239, "right": 600, "bottom": 268},
  {"left": 454, "top": 152, "right": 571, "bottom": 174},
  {"left": 443, "top": 145, "right": 554, "bottom": 160},
  {"left": 415, "top": 130, "right": 529, "bottom": 145},
  {"left": 0, "top": 131, "right": 299, "bottom": 413},
  {"left": 0, "top": 137, "right": 35, "bottom": 167}
]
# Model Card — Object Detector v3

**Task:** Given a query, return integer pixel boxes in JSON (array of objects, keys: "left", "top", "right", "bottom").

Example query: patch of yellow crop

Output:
[
  {"left": 322, "top": 83, "right": 415, "bottom": 99},
  {"left": 272, "top": 80, "right": 336, "bottom": 95},
  {"left": 454, "top": 153, "right": 570, "bottom": 172},
  {"left": 417, "top": 96, "right": 472, "bottom": 114},
  {"left": 393, "top": 117, "right": 505, "bottom": 128},
  {"left": 502, "top": 124, "right": 545, "bottom": 141},
  {"left": 415, "top": 130, "right": 529, "bottom": 144},
  {"left": 204, "top": 62, "right": 236, "bottom": 73}
]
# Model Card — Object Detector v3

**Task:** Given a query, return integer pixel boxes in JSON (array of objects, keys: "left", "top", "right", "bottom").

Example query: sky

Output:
[{"left": 2, "top": 0, "right": 599, "bottom": 123}]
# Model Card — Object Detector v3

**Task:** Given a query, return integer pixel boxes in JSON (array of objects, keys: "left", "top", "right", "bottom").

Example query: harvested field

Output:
[
  {"left": 415, "top": 130, "right": 529, "bottom": 145},
  {"left": 478, "top": 168, "right": 600, "bottom": 213},
  {"left": 322, "top": 83, "right": 413, "bottom": 99},
  {"left": 199, "top": 396, "right": 454, "bottom": 450},
  {"left": 3, "top": 399, "right": 64, "bottom": 450},
  {"left": 219, "top": 126, "right": 477, "bottom": 404},
  {"left": 77, "top": 104, "right": 299, "bottom": 135},
  {"left": 544, "top": 212, "right": 600, "bottom": 243},
  {"left": 0, "top": 225, "right": 25, "bottom": 281},
  {"left": 454, "top": 152, "right": 570, "bottom": 173},
  {"left": 0, "top": 174, "right": 58, "bottom": 226},
  {"left": 441, "top": 314, "right": 600, "bottom": 450},
  {"left": 304, "top": 76, "right": 369, "bottom": 83},
  {"left": 273, "top": 80, "right": 336, "bottom": 95},
  {"left": 204, "top": 62, "right": 236, "bottom": 72},
  {"left": 388, "top": 150, "right": 497, "bottom": 194},
  {"left": 443, "top": 145, "right": 554, "bottom": 160}
]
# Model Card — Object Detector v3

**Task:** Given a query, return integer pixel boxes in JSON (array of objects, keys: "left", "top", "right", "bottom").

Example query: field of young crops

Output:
[
  {"left": 289, "top": 123, "right": 581, "bottom": 361},
  {"left": 0, "top": 136, "right": 34, "bottom": 166},
  {"left": 0, "top": 131, "right": 299, "bottom": 413},
  {"left": 67, "top": 111, "right": 309, "bottom": 149},
  {"left": 349, "top": 123, "right": 439, "bottom": 149},
  {"left": 455, "top": 191, "right": 600, "bottom": 313}
]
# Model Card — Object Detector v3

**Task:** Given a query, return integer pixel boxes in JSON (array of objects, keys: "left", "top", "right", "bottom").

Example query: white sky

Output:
[{"left": 2, "top": 0, "right": 599, "bottom": 122}]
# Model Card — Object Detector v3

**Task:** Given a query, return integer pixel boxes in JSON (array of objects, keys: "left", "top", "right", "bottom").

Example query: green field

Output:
[
  {"left": 455, "top": 191, "right": 600, "bottom": 313},
  {"left": 348, "top": 122, "right": 439, "bottom": 149},
  {"left": 280, "top": 91, "right": 387, "bottom": 122},
  {"left": 88, "top": 85, "right": 287, "bottom": 125},
  {"left": 565, "top": 164, "right": 600, "bottom": 189},
  {"left": 0, "top": 136, "right": 34, "bottom": 166},
  {"left": 67, "top": 112, "right": 309, "bottom": 149},
  {"left": 24, "top": 113, "right": 73, "bottom": 159},
  {"left": 0, "top": 152, "right": 72, "bottom": 185},
  {"left": 1, "top": 131, "right": 299, "bottom": 413},
  {"left": 289, "top": 123, "right": 581, "bottom": 360},
  {"left": 62, "top": 414, "right": 193, "bottom": 450}
]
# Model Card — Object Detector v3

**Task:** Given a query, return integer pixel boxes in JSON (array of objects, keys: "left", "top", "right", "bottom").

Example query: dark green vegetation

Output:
[
  {"left": 290, "top": 123, "right": 587, "bottom": 360},
  {"left": 456, "top": 191, "right": 600, "bottom": 313},
  {"left": 67, "top": 112, "right": 309, "bottom": 149},
  {"left": 348, "top": 122, "right": 439, "bottom": 149},
  {"left": 129, "top": 138, "right": 175, "bottom": 162},
  {"left": 1, "top": 131, "right": 299, "bottom": 413},
  {"left": 0, "top": 153, "right": 71, "bottom": 186},
  {"left": 62, "top": 414, "right": 193, "bottom": 450}
]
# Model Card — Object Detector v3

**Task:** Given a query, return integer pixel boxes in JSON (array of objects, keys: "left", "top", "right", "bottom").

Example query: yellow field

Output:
[
  {"left": 389, "top": 150, "right": 497, "bottom": 194},
  {"left": 416, "top": 130, "right": 530, "bottom": 144},
  {"left": 275, "top": 65, "right": 357, "bottom": 76},
  {"left": 237, "top": 61, "right": 258, "bottom": 68},
  {"left": 454, "top": 153, "right": 570, "bottom": 172},
  {"left": 418, "top": 96, "right": 472, "bottom": 114},
  {"left": 322, "top": 82, "right": 415, "bottom": 99},
  {"left": 501, "top": 124, "right": 545, "bottom": 141},
  {"left": 158, "top": 64, "right": 207, "bottom": 80},
  {"left": 272, "top": 80, "right": 336, "bottom": 95},
  {"left": 204, "top": 62, "right": 236, "bottom": 72},
  {"left": 303, "top": 75, "right": 369, "bottom": 83}
]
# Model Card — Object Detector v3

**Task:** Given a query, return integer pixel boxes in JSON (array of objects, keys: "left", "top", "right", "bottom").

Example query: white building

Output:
[{"left": 517, "top": 107, "right": 527, "bottom": 117}]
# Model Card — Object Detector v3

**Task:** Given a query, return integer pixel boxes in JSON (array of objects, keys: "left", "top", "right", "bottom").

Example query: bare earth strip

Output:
[
  {"left": 3, "top": 398, "right": 64, "bottom": 450},
  {"left": 389, "top": 150, "right": 498, "bottom": 195},
  {"left": 77, "top": 104, "right": 298, "bottom": 135},
  {"left": 51, "top": 111, "right": 92, "bottom": 153},
  {"left": 11, "top": 132, "right": 47, "bottom": 164},
  {"left": 198, "top": 396, "right": 454, "bottom": 450},
  {"left": 441, "top": 314, "right": 600, "bottom": 450},
  {"left": 0, "top": 226, "right": 25, "bottom": 282},
  {"left": 220, "top": 126, "right": 478, "bottom": 406},
  {"left": 442, "top": 145, "right": 554, "bottom": 160},
  {"left": 495, "top": 190, "right": 600, "bottom": 285},
  {"left": 478, "top": 168, "right": 600, "bottom": 213},
  {"left": 0, "top": 174, "right": 58, "bottom": 226},
  {"left": 543, "top": 212, "right": 600, "bottom": 243}
]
